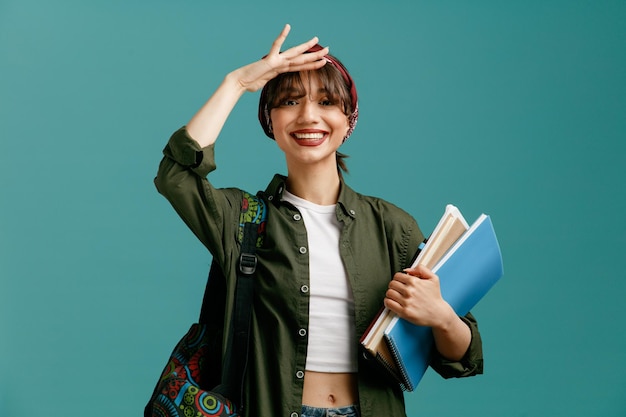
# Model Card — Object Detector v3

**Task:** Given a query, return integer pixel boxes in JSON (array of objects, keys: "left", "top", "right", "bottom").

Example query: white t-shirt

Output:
[{"left": 282, "top": 190, "right": 358, "bottom": 373}]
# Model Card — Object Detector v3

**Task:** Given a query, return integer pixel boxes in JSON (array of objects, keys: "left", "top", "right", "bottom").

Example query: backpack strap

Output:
[
  {"left": 212, "top": 192, "right": 266, "bottom": 407},
  {"left": 198, "top": 193, "right": 266, "bottom": 325}
]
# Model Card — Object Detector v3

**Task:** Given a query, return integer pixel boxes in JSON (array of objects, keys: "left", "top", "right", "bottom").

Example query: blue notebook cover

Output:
[{"left": 383, "top": 214, "right": 503, "bottom": 391}]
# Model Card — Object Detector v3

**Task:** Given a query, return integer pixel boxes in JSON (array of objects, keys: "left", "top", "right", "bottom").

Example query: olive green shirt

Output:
[{"left": 154, "top": 127, "right": 483, "bottom": 417}]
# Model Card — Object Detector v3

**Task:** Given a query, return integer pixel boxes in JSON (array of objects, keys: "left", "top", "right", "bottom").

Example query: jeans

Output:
[{"left": 301, "top": 404, "right": 360, "bottom": 417}]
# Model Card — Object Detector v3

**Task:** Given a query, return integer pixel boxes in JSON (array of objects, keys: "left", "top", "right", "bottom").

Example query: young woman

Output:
[{"left": 155, "top": 24, "right": 483, "bottom": 417}]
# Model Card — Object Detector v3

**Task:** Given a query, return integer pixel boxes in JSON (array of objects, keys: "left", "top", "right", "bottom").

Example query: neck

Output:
[{"left": 285, "top": 164, "right": 341, "bottom": 206}]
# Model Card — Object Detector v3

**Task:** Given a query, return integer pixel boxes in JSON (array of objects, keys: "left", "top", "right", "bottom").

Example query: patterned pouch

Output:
[{"left": 146, "top": 324, "right": 238, "bottom": 417}]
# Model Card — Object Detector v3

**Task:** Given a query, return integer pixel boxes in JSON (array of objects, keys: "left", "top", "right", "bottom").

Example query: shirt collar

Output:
[
  {"left": 263, "top": 174, "right": 358, "bottom": 220},
  {"left": 264, "top": 174, "right": 288, "bottom": 204}
]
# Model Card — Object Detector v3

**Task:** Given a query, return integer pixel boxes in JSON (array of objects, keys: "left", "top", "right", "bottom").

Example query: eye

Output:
[
  {"left": 278, "top": 95, "right": 302, "bottom": 107},
  {"left": 320, "top": 95, "right": 341, "bottom": 107}
]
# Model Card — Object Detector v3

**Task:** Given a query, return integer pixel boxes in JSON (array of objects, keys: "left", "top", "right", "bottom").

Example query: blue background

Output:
[{"left": 1, "top": 1, "right": 625, "bottom": 416}]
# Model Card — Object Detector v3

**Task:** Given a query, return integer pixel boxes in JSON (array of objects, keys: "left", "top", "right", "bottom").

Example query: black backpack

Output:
[{"left": 145, "top": 192, "right": 266, "bottom": 417}]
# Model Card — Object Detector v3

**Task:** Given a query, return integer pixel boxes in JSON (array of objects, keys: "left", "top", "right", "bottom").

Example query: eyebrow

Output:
[
  {"left": 281, "top": 87, "right": 330, "bottom": 98},
  {"left": 281, "top": 88, "right": 305, "bottom": 98}
]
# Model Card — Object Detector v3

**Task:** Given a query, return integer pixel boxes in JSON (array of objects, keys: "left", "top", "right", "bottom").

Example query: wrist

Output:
[
  {"left": 433, "top": 303, "right": 458, "bottom": 332},
  {"left": 223, "top": 71, "right": 248, "bottom": 96}
]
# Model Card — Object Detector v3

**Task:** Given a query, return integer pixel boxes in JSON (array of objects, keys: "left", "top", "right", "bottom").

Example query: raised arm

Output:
[{"left": 186, "top": 24, "right": 329, "bottom": 147}]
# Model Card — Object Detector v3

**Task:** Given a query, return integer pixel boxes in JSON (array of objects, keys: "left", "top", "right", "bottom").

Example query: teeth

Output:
[{"left": 294, "top": 133, "right": 324, "bottom": 139}]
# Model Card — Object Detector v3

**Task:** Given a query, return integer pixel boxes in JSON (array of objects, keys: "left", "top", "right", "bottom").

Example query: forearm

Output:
[
  {"left": 186, "top": 71, "right": 247, "bottom": 147},
  {"left": 431, "top": 305, "right": 472, "bottom": 361}
]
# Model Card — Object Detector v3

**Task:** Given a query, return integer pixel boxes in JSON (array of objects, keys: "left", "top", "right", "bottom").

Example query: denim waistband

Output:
[{"left": 301, "top": 404, "right": 360, "bottom": 417}]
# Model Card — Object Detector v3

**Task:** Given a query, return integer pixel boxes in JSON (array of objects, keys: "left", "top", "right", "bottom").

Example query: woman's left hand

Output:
[
  {"left": 385, "top": 264, "right": 472, "bottom": 360},
  {"left": 383, "top": 264, "right": 456, "bottom": 328}
]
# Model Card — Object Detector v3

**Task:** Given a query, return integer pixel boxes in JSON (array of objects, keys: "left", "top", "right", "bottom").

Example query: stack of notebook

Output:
[{"left": 360, "top": 205, "right": 504, "bottom": 391}]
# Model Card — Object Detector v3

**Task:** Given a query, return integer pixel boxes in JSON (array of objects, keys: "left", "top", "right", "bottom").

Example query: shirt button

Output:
[
  {"left": 290, "top": 413, "right": 299, "bottom": 417},
  {"left": 299, "top": 246, "right": 307, "bottom": 254},
  {"left": 349, "top": 209, "right": 356, "bottom": 216},
  {"left": 268, "top": 195, "right": 274, "bottom": 201},
  {"left": 299, "top": 328, "right": 307, "bottom": 337},
  {"left": 300, "top": 285, "right": 309, "bottom": 293},
  {"left": 296, "top": 370, "right": 304, "bottom": 379},
  {"left": 293, "top": 214, "right": 301, "bottom": 221}
]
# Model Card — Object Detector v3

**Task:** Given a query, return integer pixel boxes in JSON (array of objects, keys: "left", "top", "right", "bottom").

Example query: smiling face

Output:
[{"left": 269, "top": 71, "right": 350, "bottom": 171}]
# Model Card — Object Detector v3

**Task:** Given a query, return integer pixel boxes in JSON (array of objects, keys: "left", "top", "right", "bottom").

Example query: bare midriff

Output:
[{"left": 301, "top": 371, "right": 359, "bottom": 408}]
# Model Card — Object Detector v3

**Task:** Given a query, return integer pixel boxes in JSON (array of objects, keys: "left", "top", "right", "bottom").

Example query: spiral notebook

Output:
[{"left": 361, "top": 205, "right": 503, "bottom": 391}]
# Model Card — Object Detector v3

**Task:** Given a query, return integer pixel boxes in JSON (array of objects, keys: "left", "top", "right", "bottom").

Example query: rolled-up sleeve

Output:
[
  {"left": 154, "top": 127, "right": 240, "bottom": 264},
  {"left": 429, "top": 312, "right": 484, "bottom": 378}
]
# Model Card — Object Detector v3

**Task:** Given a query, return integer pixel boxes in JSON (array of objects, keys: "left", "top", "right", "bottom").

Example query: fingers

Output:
[
  {"left": 388, "top": 271, "right": 412, "bottom": 287},
  {"left": 282, "top": 36, "right": 322, "bottom": 58},
  {"left": 386, "top": 268, "right": 439, "bottom": 301},
  {"left": 267, "top": 24, "right": 329, "bottom": 66},
  {"left": 268, "top": 24, "right": 291, "bottom": 56},
  {"left": 403, "top": 264, "right": 436, "bottom": 280},
  {"left": 383, "top": 296, "right": 402, "bottom": 312},
  {"left": 385, "top": 274, "right": 421, "bottom": 319},
  {"left": 283, "top": 52, "right": 328, "bottom": 73},
  {"left": 386, "top": 273, "right": 413, "bottom": 301},
  {"left": 391, "top": 269, "right": 432, "bottom": 286},
  {"left": 385, "top": 267, "right": 447, "bottom": 326}
]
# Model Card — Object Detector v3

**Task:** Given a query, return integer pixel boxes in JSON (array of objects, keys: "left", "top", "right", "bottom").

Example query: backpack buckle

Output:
[{"left": 239, "top": 253, "right": 258, "bottom": 275}]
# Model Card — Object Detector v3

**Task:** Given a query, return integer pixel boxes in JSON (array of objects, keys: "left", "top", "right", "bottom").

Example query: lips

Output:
[{"left": 291, "top": 130, "right": 328, "bottom": 146}]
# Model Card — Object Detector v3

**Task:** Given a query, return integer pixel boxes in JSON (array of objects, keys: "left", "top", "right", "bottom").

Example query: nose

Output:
[{"left": 297, "top": 99, "right": 319, "bottom": 125}]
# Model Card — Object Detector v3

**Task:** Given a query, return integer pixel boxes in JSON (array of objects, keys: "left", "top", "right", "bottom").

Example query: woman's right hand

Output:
[
  {"left": 186, "top": 24, "right": 327, "bottom": 147},
  {"left": 232, "top": 24, "right": 329, "bottom": 93}
]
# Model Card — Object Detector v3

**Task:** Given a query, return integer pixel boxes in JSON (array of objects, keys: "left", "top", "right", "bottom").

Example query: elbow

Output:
[{"left": 154, "top": 158, "right": 192, "bottom": 201}]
